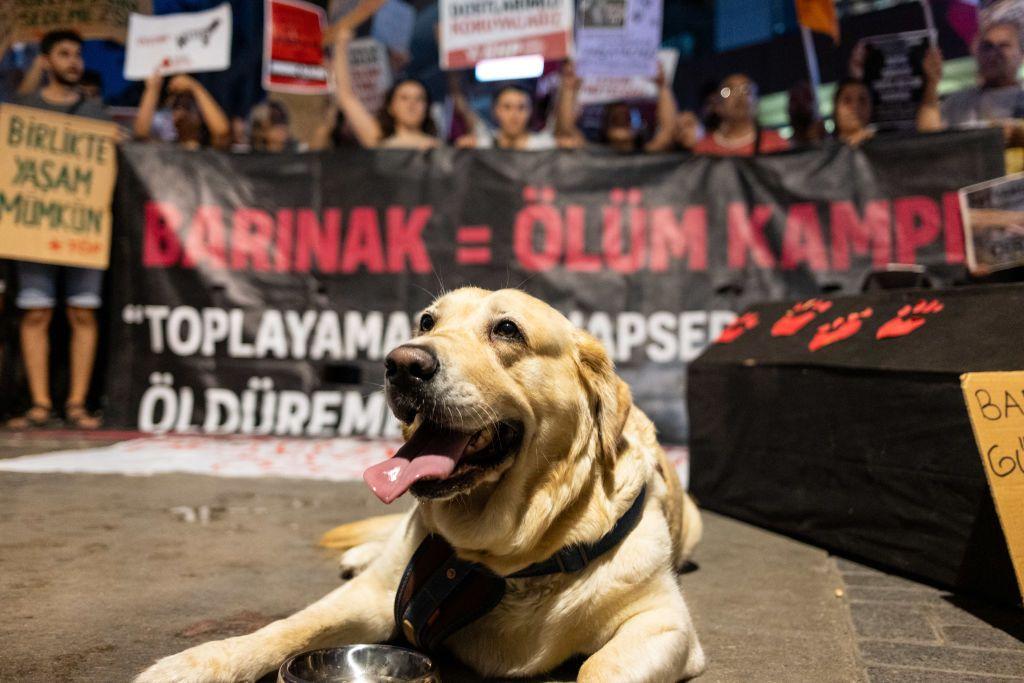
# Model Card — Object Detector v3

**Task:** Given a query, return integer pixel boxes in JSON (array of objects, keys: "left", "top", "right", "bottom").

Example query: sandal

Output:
[
  {"left": 64, "top": 403, "right": 102, "bottom": 431},
  {"left": 5, "top": 404, "right": 56, "bottom": 430}
]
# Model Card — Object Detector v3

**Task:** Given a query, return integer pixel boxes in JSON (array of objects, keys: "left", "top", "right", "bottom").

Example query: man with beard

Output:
[{"left": 6, "top": 30, "right": 110, "bottom": 431}]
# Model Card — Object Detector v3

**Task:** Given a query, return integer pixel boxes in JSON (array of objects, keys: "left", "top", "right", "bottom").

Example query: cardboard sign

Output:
[
  {"left": 348, "top": 38, "right": 393, "bottom": 112},
  {"left": 961, "top": 371, "right": 1024, "bottom": 602},
  {"left": 264, "top": 0, "right": 328, "bottom": 94},
  {"left": 0, "top": 0, "right": 15, "bottom": 59},
  {"left": 0, "top": 104, "right": 118, "bottom": 270},
  {"left": 578, "top": 48, "right": 678, "bottom": 106},
  {"left": 863, "top": 29, "right": 933, "bottom": 131},
  {"left": 439, "top": 0, "right": 574, "bottom": 70},
  {"left": 576, "top": 0, "right": 663, "bottom": 79},
  {"left": 124, "top": 3, "right": 232, "bottom": 80},
  {"left": 9, "top": 0, "right": 152, "bottom": 45},
  {"left": 371, "top": 0, "right": 416, "bottom": 55},
  {"left": 959, "top": 172, "right": 1024, "bottom": 275}
]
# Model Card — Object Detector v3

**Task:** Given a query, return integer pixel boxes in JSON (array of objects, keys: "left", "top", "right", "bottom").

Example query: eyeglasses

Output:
[{"left": 720, "top": 83, "right": 757, "bottom": 99}]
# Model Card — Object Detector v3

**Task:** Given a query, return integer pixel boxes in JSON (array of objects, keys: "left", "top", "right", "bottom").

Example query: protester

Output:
[
  {"left": 693, "top": 74, "right": 789, "bottom": 156},
  {"left": 916, "top": 20, "right": 1024, "bottom": 143},
  {"left": 555, "top": 61, "right": 678, "bottom": 152},
  {"left": 787, "top": 80, "right": 827, "bottom": 147},
  {"left": 331, "top": 27, "right": 439, "bottom": 149},
  {"left": 833, "top": 78, "right": 875, "bottom": 147},
  {"left": 7, "top": 30, "right": 110, "bottom": 430},
  {"left": 455, "top": 83, "right": 568, "bottom": 150},
  {"left": 133, "top": 72, "right": 231, "bottom": 149},
  {"left": 249, "top": 100, "right": 304, "bottom": 152}
]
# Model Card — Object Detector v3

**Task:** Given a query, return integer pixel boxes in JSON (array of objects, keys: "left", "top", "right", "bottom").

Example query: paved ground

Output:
[{"left": 1, "top": 434, "right": 1021, "bottom": 682}]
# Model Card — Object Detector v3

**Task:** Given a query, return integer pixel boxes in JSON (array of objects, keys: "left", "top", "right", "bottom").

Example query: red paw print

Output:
[
  {"left": 808, "top": 308, "right": 873, "bottom": 352},
  {"left": 717, "top": 312, "right": 759, "bottom": 344},
  {"left": 876, "top": 299, "right": 944, "bottom": 340},
  {"left": 771, "top": 298, "right": 833, "bottom": 337}
]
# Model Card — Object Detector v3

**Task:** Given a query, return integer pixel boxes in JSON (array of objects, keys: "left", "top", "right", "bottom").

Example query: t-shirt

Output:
[
  {"left": 693, "top": 128, "right": 789, "bottom": 157},
  {"left": 16, "top": 91, "right": 110, "bottom": 121},
  {"left": 473, "top": 126, "right": 557, "bottom": 150},
  {"left": 941, "top": 85, "right": 1024, "bottom": 127}
]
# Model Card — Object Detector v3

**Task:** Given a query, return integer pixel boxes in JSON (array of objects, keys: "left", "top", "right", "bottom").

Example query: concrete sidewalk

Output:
[{"left": 0, "top": 437, "right": 1021, "bottom": 682}]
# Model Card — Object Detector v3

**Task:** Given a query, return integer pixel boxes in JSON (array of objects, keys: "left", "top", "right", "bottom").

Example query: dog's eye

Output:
[
  {"left": 419, "top": 313, "right": 435, "bottom": 333},
  {"left": 493, "top": 319, "right": 523, "bottom": 341}
]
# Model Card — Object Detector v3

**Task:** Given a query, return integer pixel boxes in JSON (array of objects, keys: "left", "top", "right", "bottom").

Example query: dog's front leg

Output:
[
  {"left": 134, "top": 568, "right": 397, "bottom": 683},
  {"left": 577, "top": 598, "right": 705, "bottom": 683}
]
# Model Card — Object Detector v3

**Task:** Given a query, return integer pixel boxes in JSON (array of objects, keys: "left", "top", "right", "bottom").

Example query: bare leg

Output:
[
  {"left": 66, "top": 306, "right": 100, "bottom": 428},
  {"left": 20, "top": 307, "right": 53, "bottom": 409},
  {"left": 66, "top": 306, "right": 98, "bottom": 406}
]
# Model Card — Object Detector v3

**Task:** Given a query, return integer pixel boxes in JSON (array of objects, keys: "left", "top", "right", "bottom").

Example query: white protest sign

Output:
[
  {"left": 960, "top": 171, "right": 1024, "bottom": 275},
  {"left": 439, "top": 0, "right": 574, "bottom": 70},
  {"left": 371, "top": 0, "right": 416, "bottom": 55},
  {"left": 348, "top": 37, "right": 393, "bottom": 112},
  {"left": 124, "top": 3, "right": 231, "bottom": 80},
  {"left": 576, "top": 0, "right": 663, "bottom": 79},
  {"left": 578, "top": 48, "right": 678, "bottom": 105}
]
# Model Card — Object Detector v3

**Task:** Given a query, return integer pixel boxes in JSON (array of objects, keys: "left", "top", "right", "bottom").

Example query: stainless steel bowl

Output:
[{"left": 277, "top": 645, "right": 440, "bottom": 683}]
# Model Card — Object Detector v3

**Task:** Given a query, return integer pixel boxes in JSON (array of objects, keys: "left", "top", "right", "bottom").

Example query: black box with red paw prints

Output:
[{"left": 688, "top": 283, "right": 1024, "bottom": 607}]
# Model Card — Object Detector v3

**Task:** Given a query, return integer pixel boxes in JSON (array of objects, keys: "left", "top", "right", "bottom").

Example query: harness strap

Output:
[
  {"left": 508, "top": 485, "right": 647, "bottom": 578},
  {"left": 393, "top": 485, "right": 648, "bottom": 651}
]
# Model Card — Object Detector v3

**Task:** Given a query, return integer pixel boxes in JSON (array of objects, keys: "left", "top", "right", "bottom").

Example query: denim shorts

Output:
[{"left": 15, "top": 261, "right": 103, "bottom": 309}]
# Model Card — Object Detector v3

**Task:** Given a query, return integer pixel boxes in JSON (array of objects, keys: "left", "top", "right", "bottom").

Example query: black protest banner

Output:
[{"left": 105, "top": 130, "right": 1003, "bottom": 443}]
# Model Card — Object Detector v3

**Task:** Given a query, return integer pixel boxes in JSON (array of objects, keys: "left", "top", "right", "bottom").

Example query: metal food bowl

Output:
[{"left": 277, "top": 645, "right": 440, "bottom": 683}]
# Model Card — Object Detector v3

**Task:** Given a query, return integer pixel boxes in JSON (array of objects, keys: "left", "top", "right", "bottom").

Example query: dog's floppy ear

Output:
[{"left": 575, "top": 330, "right": 632, "bottom": 462}]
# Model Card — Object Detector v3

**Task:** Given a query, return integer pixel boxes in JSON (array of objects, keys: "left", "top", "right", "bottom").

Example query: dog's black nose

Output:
[{"left": 386, "top": 345, "right": 438, "bottom": 385}]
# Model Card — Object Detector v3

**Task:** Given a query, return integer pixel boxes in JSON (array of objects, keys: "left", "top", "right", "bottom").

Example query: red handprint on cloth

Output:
[
  {"left": 808, "top": 308, "right": 873, "bottom": 352},
  {"left": 876, "top": 299, "right": 944, "bottom": 340},
  {"left": 771, "top": 298, "right": 834, "bottom": 337},
  {"left": 716, "top": 312, "right": 759, "bottom": 344}
]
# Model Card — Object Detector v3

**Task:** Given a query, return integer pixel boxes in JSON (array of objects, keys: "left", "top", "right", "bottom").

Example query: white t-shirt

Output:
[
  {"left": 942, "top": 84, "right": 1024, "bottom": 127},
  {"left": 473, "top": 126, "right": 557, "bottom": 150}
]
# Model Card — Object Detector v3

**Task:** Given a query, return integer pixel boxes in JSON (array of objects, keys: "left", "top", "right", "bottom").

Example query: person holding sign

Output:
[
  {"left": 555, "top": 61, "right": 679, "bottom": 153},
  {"left": 917, "top": 20, "right": 1024, "bottom": 150},
  {"left": 7, "top": 30, "right": 111, "bottom": 431},
  {"left": 133, "top": 72, "right": 231, "bottom": 149},
  {"left": 330, "top": 27, "right": 439, "bottom": 149}
]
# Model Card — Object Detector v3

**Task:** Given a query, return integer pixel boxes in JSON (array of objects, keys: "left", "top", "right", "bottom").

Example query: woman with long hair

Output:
[
  {"left": 331, "top": 27, "right": 439, "bottom": 149},
  {"left": 832, "top": 78, "right": 875, "bottom": 147}
]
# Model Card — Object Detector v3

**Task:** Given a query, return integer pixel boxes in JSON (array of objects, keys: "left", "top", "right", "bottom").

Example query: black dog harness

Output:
[{"left": 394, "top": 486, "right": 647, "bottom": 651}]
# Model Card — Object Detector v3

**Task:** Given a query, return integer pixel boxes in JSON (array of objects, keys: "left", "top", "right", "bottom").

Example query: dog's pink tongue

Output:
[{"left": 363, "top": 424, "right": 473, "bottom": 504}]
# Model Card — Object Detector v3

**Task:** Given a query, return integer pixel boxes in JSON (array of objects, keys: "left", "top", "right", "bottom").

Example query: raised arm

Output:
[
  {"left": 331, "top": 27, "right": 383, "bottom": 148},
  {"left": 645, "top": 65, "right": 679, "bottom": 152},
  {"left": 916, "top": 46, "right": 944, "bottom": 132},
  {"left": 447, "top": 70, "right": 481, "bottom": 135},
  {"left": 166, "top": 75, "right": 231, "bottom": 148},
  {"left": 16, "top": 54, "right": 46, "bottom": 96},
  {"left": 133, "top": 72, "right": 164, "bottom": 141},
  {"left": 554, "top": 61, "right": 585, "bottom": 146},
  {"left": 310, "top": 101, "right": 341, "bottom": 151}
]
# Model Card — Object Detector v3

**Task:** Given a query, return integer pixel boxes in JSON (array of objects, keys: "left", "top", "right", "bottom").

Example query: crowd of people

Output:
[{"left": 2, "top": 16, "right": 1024, "bottom": 430}]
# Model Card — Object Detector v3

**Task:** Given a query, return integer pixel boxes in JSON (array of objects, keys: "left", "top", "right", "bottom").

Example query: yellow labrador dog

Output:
[{"left": 136, "top": 287, "right": 705, "bottom": 682}]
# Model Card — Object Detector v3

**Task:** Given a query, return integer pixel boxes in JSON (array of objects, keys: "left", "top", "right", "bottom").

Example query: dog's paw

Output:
[
  {"left": 134, "top": 639, "right": 260, "bottom": 683},
  {"left": 338, "top": 540, "right": 383, "bottom": 580}
]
